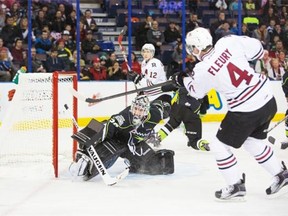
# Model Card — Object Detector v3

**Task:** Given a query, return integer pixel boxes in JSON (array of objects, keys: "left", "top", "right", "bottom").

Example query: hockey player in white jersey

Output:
[
  {"left": 172, "top": 27, "right": 288, "bottom": 200},
  {"left": 130, "top": 43, "right": 172, "bottom": 104}
]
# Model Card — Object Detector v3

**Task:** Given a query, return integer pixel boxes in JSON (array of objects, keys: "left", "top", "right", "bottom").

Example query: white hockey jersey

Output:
[
  {"left": 183, "top": 35, "right": 273, "bottom": 112},
  {"left": 138, "top": 57, "right": 169, "bottom": 100}
]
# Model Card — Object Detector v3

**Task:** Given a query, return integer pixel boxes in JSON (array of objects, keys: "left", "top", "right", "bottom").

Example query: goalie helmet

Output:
[
  {"left": 186, "top": 27, "right": 212, "bottom": 60},
  {"left": 130, "top": 95, "right": 150, "bottom": 126},
  {"left": 141, "top": 43, "right": 155, "bottom": 60}
]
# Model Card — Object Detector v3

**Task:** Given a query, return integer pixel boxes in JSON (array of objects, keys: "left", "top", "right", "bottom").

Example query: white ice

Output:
[{"left": 0, "top": 122, "right": 287, "bottom": 216}]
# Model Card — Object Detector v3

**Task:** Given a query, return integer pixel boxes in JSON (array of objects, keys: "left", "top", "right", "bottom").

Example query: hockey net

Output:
[{"left": 0, "top": 72, "right": 78, "bottom": 178}]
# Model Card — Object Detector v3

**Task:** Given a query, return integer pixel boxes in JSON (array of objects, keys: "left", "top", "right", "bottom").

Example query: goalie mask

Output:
[
  {"left": 141, "top": 43, "right": 155, "bottom": 61},
  {"left": 130, "top": 95, "right": 150, "bottom": 126}
]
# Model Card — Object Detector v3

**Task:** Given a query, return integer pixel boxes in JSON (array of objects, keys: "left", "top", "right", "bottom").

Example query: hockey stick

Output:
[
  {"left": 118, "top": 25, "right": 131, "bottom": 71},
  {"left": 64, "top": 104, "right": 129, "bottom": 186},
  {"left": 70, "top": 80, "right": 173, "bottom": 103},
  {"left": 265, "top": 115, "right": 288, "bottom": 144}
]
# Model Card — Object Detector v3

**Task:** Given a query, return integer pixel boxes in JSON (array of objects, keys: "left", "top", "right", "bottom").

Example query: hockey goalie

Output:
[{"left": 69, "top": 94, "right": 174, "bottom": 181}]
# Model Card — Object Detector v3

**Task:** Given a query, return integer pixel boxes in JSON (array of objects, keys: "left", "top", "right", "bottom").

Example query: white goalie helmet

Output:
[
  {"left": 141, "top": 43, "right": 155, "bottom": 60},
  {"left": 186, "top": 27, "right": 213, "bottom": 60},
  {"left": 130, "top": 95, "right": 150, "bottom": 126}
]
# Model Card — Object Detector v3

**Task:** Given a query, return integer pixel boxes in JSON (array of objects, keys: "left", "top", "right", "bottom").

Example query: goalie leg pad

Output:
[{"left": 84, "top": 139, "right": 127, "bottom": 181}]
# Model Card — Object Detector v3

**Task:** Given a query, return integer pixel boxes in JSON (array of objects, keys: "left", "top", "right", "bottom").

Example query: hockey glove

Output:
[
  {"left": 170, "top": 72, "right": 188, "bottom": 87},
  {"left": 146, "top": 132, "right": 162, "bottom": 148},
  {"left": 128, "top": 71, "right": 143, "bottom": 84},
  {"left": 197, "top": 139, "right": 210, "bottom": 151}
]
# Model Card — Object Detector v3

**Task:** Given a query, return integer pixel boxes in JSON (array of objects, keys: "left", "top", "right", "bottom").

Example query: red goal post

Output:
[{"left": 0, "top": 71, "right": 78, "bottom": 178}]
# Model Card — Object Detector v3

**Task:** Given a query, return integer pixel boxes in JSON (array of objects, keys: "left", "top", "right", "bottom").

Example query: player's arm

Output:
[{"left": 238, "top": 36, "right": 264, "bottom": 61}]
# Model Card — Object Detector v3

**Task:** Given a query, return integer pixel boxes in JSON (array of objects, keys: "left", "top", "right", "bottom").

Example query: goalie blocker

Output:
[{"left": 70, "top": 119, "right": 174, "bottom": 180}]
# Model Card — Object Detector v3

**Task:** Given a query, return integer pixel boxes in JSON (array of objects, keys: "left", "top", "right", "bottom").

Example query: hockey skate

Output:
[
  {"left": 215, "top": 173, "right": 246, "bottom": 200},
  {"left": 266, "top": 161, "right": 288, "bottom": 196}
]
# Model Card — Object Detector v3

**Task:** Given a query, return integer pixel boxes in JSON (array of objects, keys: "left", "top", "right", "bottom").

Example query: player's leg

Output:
[
  {"left": 281, "top": 109, "right": 288, "bottom": 149},
  {"left": 182, "top": 106, "right": 209, "bottom": 151}
]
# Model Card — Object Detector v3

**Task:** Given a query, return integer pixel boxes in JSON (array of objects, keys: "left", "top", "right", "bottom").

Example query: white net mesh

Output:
[{"left": 0, "top": 73, "right": 76, "bottom": 177}]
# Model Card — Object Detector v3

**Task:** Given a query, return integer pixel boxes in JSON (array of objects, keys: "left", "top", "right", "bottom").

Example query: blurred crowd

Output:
[{"left": 0, "top": 0, "right": 288, "bottom": 82}]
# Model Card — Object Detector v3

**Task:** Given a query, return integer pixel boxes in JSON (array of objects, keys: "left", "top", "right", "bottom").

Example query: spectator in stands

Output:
[
  {"left": 164, "top": 21, "right": 181, "bottom": 47},
  {"left": 241, "top": 23, "right": 252, "bottom": 37},
  {"left": 186, "top": 13, "right": 202, "bottom": 33},
  {"left": 215, "top": 21, "right": 235, "bottom": 41},
  {"left": 19, "top": 17, "right": 35, "bottom": 44},
  {"left": 0, "top": 5, "right": 6, "bottom": 31},
  {"left": 25, "top": 47, "right": 46, "bottom": 73},
  {"left": 167, "top": 42, "right": 183, "bottom": 78},
  {"left": 81, "top": 29, "right": 101, "bottom": 55},
  {"left": 147, "top": 20, "right": 164, "bottom": 58},
  {"left": 44, "top": 46, "right": 66, "bottom": 72},
  {"left": 66, "top": 9, "right": 77, "bottom": 38},
  {"left": 107, "top": 61, "right": 126, "bottom": 81},
  {"left": 10, "top": 37, "right": 26, "bottom": 71},
  {"left": 135, "top": 15, "right": 153, "bottom": 50},
  {"left": 33, "top": 10, "right": 50, "bottom": 37},
  {"left": 229, "top": 19, "right": 238, "bottom": 35},
  {"left": 0, "top": 36, "right": 12, "bottom": 61},
  {"left": 229, "top": 0, "right": 242, "bottom": 16},
  {"left": 57, "top": 3, "right": 67, "bottom": 21},
  {"left": 251, "top": 23, "right": 270, "bottom": 50},
  {"left": 88, "top": 57, "right": 107, "bottom": 80},
  {"left": 262, "top": 7, "right": 280, "bottom": 25},
  {"left": 277, "top": 50, "right": 288, "bottom": 72},
  {"left": 271, "top": 23, "right": 287, "bottom": 47},
  {"left": 56, "top": 39, "right": 71, "bottom": 70},
  {"left": 58, "top": 30, "right": 75, "bottom": 53},
  {"left": 50, "top": 10, "right": 65, "bottom": 34},
  {"left": 244, "top": 0, "right": 255, "bottom": 11},
  {"left": 105, "top": 52, "right": 118, "bottom": 69},
  {"left": 270, "top": 40, "right": 286, "bottom": 58},
  {"left": 82, "top": 9, "right": 98, "bottom": 33},
  {"left": 0, "top": 48, "right": 12, "bottom": 81},
  {"left": 121, "top": 52, "right": 141, "bottom": 75},
  {"left": 215, "top": 0, "right": 228, "bottom": 10},
  {"left": 210, "top": 11, "right": 227, "bottom": 44},
  {"left": 267, "top": 19, "right": 277, "bottom": 42},
  {"left": 34, "top": 30, "right": 52, "bottom": 55},
  {"left": 0, "top": 14, "right": 22, "bottom": 49},
  {"left": 278, "top": 6, "right": 288, "bottom": 26},
  {"left": 266, "top": 57, "right": 285, "bottom": 80},
  {"left": 254, "top": 49, "right": 272, "bottom": 75}
]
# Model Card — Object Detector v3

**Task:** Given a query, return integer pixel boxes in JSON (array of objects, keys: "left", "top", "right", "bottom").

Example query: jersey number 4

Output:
[{"left": 227, "top": 62, "right": 253, "bottom": 87}]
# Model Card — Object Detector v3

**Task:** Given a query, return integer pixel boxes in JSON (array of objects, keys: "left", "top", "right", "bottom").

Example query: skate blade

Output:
[
  {"left": 266, "top": 184, "right": 288, "bottom": 199},
  {"left": 215, "top": 196, "right": 246, "bottom": 202}
]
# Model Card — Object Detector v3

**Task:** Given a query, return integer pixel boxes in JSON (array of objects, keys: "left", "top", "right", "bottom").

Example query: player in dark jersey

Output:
[{"left": 69, "top": 94, "right": 174, "bottom": 181}]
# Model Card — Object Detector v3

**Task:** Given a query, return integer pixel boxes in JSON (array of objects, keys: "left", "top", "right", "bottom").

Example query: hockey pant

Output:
[{"left": 121, "top": 141, "right": 175, "bottom": 175}]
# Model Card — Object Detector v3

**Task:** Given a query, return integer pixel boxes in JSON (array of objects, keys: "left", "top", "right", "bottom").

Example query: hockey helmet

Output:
[
  {"left": 141, "top": 43, "right": 155, "bottom": 60},
  {"left": 186, "top": 27, "right": 212, "bottom": 60},
  {"left": 130, "top": 95, "right": 150, "bottom": 126}
]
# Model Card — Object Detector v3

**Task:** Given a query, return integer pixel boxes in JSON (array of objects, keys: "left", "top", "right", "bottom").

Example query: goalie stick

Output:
[
  {"left": 265, "top": 115, "right": 288, "bottom": 145},
  {"left": 64, "top": 104, "right": 129, "bottom": 186},
  {"left": 69, "top": 80, "right": 173, "bottom": 103}
]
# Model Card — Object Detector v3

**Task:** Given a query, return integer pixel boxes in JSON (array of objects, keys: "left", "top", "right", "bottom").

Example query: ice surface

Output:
[{"left": 0, "top": 122, "right": 287, "bottom": 216}]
